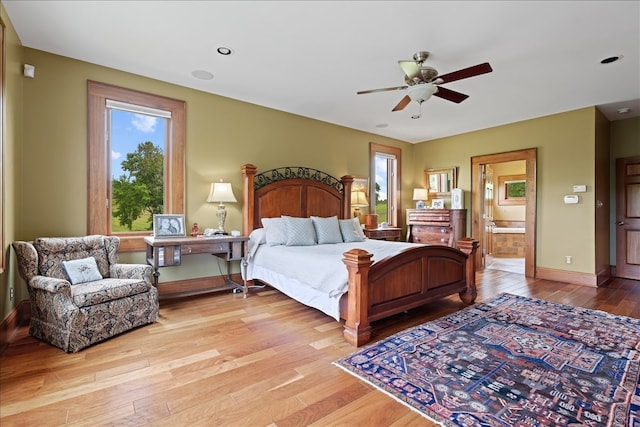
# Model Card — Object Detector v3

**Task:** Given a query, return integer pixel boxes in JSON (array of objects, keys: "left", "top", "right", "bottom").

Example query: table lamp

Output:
[
  {"left": 206, "top": 180, "right": 237, "bottom": 234},
  {"left": 413, "top": 188, "right": 429, "bottom": 209},
  {"left": 351, "top": 190, "right": 369, "bottom": 217}
]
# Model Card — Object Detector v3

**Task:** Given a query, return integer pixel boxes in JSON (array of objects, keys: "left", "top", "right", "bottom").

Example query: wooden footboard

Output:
[{"left": 341, "top": 238, "right": 478, "bottom": 346}]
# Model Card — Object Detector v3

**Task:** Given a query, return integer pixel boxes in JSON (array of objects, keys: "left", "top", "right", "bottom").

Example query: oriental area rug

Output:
[{"left": 334, "top": 293, "right": 640, "bottom": 426}]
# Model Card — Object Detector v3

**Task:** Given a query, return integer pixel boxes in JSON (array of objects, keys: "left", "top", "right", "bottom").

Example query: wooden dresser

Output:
[{"left": 406, "top": 209, "right": 466, "bottom": 247}]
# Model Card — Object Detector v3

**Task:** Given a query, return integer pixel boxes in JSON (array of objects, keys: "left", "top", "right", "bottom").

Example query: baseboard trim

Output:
[
  {"left": 535, "top": 267, "right": 598, "bottom": 287},
  {"left": 0, "top": 301, "right": 30, "bottom": 353},
  {"left": 596, "top": 266, "right": 612, "bottom": 287}
]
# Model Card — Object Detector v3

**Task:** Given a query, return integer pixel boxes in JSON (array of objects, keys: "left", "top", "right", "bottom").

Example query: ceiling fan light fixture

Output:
[{"left": 408, "top": 83, "right": 437, "bottom": 103}]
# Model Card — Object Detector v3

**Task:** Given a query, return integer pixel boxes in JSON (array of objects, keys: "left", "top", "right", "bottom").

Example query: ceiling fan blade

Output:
[
  {"left": 398, "top": 60, "right": 424, "bottom": 83},
  {"left": 392, "top": 95, "right": 412, "bottom": 112},
  {"left": 433, "top": 86, "right": 469, "bottom": 103},
  {"left": 357, "top": 85, "right": 408, "bottom": 95},
  {"left": 437, "top": 62, "right": 492, "bottom": 84}
]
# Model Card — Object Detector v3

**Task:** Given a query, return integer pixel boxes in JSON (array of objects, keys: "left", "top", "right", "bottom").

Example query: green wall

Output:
[
  {"left": 413, "top": 108, "right": 598, "bottom": 272},
  {"left": 2, "top": 2, "right": 639, "bottom": 322},
  {"left": 1, "top": 4, "right": 25, "bottom": 325},
  {"left": 2, "top": 33, "right": 417, "bottom": 315}
]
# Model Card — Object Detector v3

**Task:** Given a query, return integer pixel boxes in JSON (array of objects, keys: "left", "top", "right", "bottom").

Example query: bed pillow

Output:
[
  {"left": 283, "top": 216, "right": 317, "bottom": 246},
  {"left": 311, "top": 216, "right": 343, "bottom": 244},
  {"left": 247, "top": 228, "right": 266, "bottom": 260},
  {"left": 261, "top": 217, "right": 287, "bottom": 246},
  {"left": 62, "top": 256, "right": 103, "bottom": 285},
  {"left": 339, "top": 217, "right": 366, "bottom": 243}
]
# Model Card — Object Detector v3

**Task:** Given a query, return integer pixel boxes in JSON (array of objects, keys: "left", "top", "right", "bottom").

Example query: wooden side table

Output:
[
  {"left": 144, "top": 235, "right": 250, "bottom": 296},
  {"left": 364, "top": 227, "right": 401, "bottom": 241}
]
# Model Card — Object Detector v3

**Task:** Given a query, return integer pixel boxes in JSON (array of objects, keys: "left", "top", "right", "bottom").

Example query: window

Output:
[
  {"left": 498, "top": 174, "right": 526, "bottom": 205},
  {"left": 370, "top": 143, "right": 401, "bottom": 227},
  {"left": 88, "top": 81, "right": 186, "bottom": 251}
]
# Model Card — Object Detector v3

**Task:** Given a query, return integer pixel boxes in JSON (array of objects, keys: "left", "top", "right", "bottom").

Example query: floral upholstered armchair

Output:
[{"left": 12, "top": 235, "right": 159, "bottom": 352}]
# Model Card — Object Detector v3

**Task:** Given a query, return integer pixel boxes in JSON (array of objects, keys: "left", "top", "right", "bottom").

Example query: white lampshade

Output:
[
  {"left": 413, "top": 188, "right": 428, "bottom": 209},
  {"left": 206, "top": 182, "right": 237, "bottom": 204},
  {"left": 351, "top": 190, "right": 369, "bottom": 207},
  {"left": 412, "top": 188, "right": 429, "bottom": 201},
  {"left": 351, "top": 190, "right": 369, "bottom": 218}
]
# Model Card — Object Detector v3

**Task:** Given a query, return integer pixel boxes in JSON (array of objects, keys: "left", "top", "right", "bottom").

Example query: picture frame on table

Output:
[
  {"left": 431, "top": 199, "right": 444, "bottom": 209},
  {"left": 153, "top": 214, "right": 186, "bottom": 237}
]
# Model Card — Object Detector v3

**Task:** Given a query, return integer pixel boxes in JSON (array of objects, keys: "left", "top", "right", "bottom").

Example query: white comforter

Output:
[{"left": 244, "top": 238, "right": 421, "bottom": 320}]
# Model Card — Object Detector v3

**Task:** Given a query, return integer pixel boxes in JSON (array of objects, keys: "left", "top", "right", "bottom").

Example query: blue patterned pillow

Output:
[
  {"left": 261, "top": 217, "right": 287, "bottom": 246},
  {"left": 339, "top": 217, "right": 366, "bottom": 243},
  {"left": 311, "top": 216, "right": 343, "bottom": 244},
  {"left": 62, "top": 256, "right": 103, "bottom": 285},
  {"left": 283, "top": 216, "right": 317, "bottom": 246}
]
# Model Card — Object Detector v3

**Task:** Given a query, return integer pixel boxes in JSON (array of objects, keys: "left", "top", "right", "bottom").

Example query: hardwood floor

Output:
[{"left": 1, "top": 271, "right": 638, "bottom": 426}]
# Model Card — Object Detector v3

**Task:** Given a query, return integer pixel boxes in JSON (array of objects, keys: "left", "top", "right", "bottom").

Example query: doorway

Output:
[
  {"left": 471, "top": 148, "right": 537, "bottom": 278},
  {"left": 484, "top": 161, "right": 526, "bottom": 275},
  {"left": 615, "top": 155, "right": 640, "bottom": 280}
]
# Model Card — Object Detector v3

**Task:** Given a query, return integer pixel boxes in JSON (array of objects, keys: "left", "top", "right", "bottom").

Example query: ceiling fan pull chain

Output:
[{"left": 412, "top": 101, "right": 423, "bottom": 119}]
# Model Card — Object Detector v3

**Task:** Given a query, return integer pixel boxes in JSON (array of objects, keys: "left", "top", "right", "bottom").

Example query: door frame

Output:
[{"left": 471, "top": 148, "right": 537, "bottom": 277}]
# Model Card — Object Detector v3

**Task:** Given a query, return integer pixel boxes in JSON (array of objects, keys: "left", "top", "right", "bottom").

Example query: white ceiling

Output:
[{"left": 4, "top": 1, "right": 640, "bottom": 143}]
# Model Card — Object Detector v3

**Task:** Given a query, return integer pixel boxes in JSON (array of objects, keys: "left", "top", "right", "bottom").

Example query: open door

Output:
[
  {"left": 472, "top": 148, "right": 537, "bottom": 278},
  {"left": 615, "top": 156, "right": 640, "bottom": 280}
]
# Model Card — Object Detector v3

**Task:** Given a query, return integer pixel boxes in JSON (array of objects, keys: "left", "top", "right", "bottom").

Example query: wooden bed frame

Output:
[{"left": 241, "top": 164, "right": 478, "bottom": 346}]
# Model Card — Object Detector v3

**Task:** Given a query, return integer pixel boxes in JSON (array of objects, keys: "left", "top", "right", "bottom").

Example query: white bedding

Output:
[{"left": 244, "top": 238, "right": 421, "bottom": 320}]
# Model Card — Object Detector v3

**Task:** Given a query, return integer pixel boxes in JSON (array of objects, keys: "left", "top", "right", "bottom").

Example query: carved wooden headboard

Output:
[{"left": 241, "top": 164, "right": 354, "bottom": 234}]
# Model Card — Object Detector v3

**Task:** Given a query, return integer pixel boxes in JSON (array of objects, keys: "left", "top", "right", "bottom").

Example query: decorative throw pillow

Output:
[
  {"left": 262, "top": 217, "right": 287, "bottom": 246},
  {"left": 311, "top": 216, "right": 343, "bottom": 244},
  {"left": 62, "top": 256, "right": 103, "bottom": 285},
  {"left": 283, "top": 216, "right": 317, "bottom": 246},
  {"left": 339, "top": 217, "right": 366, "bottom": 243}
]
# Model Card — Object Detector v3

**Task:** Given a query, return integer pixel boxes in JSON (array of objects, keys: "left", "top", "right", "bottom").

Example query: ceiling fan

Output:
[{"left": 357, "top": 51, "right": 493, "bottom": 118}]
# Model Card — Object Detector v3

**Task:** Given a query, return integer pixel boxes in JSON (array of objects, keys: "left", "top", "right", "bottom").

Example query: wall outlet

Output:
[
  {"left": 9, "top": 287, "right": 14, "bottom": 301},
  {"left": 565, "top": 256, "right": 572, "bottom": 264}
]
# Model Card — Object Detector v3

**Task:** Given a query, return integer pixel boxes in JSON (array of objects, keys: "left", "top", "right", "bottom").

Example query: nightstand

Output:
[
  {"left": 364, "top": 227, "right": 401, "bottom": 241},
  {"left": 144, "top": 235, "right": 249, "bottom": 296}
]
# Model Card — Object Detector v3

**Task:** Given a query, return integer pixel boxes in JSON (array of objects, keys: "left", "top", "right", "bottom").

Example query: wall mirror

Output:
[{"left": 424, "top": 167, "right": 458, "bottom": 197}]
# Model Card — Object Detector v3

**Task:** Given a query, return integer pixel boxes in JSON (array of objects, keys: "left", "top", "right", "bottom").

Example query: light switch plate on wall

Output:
[
  {"left": 564, "top": 195, "right": 579, "bottom": 204},
  {"left": 572, "top": 185, "right": 586, "bottom": 192}
]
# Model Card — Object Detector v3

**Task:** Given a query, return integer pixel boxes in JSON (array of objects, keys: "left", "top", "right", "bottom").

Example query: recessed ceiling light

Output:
[
  {"left": 192, "top": 70, "right": 214, "bottom": 80},
  {"left": 617, "top": 107, "right": 631, "bottom": 114},
  {"left": 217, "top": 47, "right": 233, "bottom": 56},
  {"left": 600, "top": 55, "right": 623, "bottom": 64}
]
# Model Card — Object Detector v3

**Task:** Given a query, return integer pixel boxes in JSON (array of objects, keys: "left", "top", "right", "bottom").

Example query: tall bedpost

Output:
[
  {"left": 456, "top": 238, "right": 479, "bottom": 304},
  {"left": 340, "top": 175, "right": 354, "bottom": 220},
  {"left": 342, "top": 248, "right": 374, "bottom": 346},
  {"left": 241, "top": 164, "right": 257, "bottom": 235}
]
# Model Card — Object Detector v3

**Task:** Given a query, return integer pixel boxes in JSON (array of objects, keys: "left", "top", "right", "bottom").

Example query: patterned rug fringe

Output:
[{"left": 332, "top": 360, "right": 447, "bottom": 426}]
